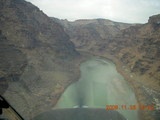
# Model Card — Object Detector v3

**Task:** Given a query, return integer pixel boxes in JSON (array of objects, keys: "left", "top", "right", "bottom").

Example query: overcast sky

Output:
[{"left": 26, "top": 0, "right": 160, "bottom": 23}]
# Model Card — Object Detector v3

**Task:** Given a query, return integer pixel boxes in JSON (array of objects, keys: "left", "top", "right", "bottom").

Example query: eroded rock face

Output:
[
  {"left": 0, "top": 0, "right": 79, "bottom": 119},
  {"left": 0, "top": 0, "right": 78, "bottom": 56},
  {"left": 55, "top": 14, "right": 160, "bottom": 90},
  {"left": 0, "top": 31, "right": 27, "bottom": 94},
  {"left": 52, "top": 18, "right": 134, "bottom": 50},
  {"left": 114, "top": 14, "right": 160, "bottom": 86}
]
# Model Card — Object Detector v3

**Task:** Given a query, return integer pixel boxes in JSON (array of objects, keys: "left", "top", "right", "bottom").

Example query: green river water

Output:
[{"left": 55, "top": 58, "right": 139, "bottom": 120}]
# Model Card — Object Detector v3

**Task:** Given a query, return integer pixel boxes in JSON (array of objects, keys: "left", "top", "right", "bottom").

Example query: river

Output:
[{"left": 55, "top": 58, "right": 139, "bottom": 120}]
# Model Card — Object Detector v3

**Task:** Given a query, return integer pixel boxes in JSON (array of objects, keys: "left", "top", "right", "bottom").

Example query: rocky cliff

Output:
[
  {"left": 54, "top": 15, "right": 160, "bottom": 91},
  {"left": 52, "top": 18, "right": 134, "bottom": 50},
  {"left": 101, "top": 14, "right": 160, "bottom": 90},
  {"left": 0, "top": 0, "right": 80, "bottom": 119}
]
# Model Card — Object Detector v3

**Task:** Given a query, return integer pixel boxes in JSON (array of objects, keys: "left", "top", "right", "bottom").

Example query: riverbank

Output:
[{"left": 102, "top": 54, "right": 160, "bottom": 120}]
